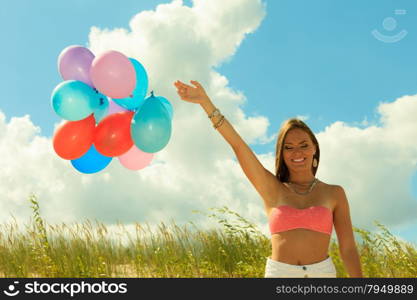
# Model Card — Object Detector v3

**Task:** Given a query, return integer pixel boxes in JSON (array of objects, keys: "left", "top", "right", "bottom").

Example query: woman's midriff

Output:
[{"left": 270, "top": 229, "right": 331, "bottom": 265}]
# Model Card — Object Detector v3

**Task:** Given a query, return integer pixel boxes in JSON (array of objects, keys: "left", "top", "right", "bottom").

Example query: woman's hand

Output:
[{"left": 174, "top": 80, "right": 209, "bottom": 104}]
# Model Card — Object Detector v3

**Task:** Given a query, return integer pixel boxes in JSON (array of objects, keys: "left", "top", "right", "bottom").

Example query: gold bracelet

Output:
[
  {"left": 208, "top": 108, "right": 221, "bottom": 119},
  {"left": 217, "top": 116, "right": 226, "bottom": 129},
  {"left": 213, "top": 115, "right": 225, "bottom": 129}
]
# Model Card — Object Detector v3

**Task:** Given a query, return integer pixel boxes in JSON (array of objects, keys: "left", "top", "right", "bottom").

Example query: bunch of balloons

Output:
[{"left": 51, "top": 45, "right": 173, "bottom": 174}]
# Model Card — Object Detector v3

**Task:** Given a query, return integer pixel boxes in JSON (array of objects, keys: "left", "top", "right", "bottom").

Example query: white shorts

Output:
[{"left": 264, "top": 256, "right": 337, "bottom": 278}]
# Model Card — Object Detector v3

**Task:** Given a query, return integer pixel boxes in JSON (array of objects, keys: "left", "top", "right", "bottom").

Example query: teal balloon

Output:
[
  {"left": 113, "top": 58, "right": 148, "bottom": 111},
  {"left": 131, "top": 95, "right": 172, "bottom": 153},
  {"left": 156, "top": 96, "right": 173, "bottom": 120},
  {"left": 93, "top": 93, "right": 109, "bottom": 124},
  {"left": 71, "top": 145, "right": 112, "bottom": 174},
  {"left": 51, "top": 80, "right": 101, "bottom": 121}
]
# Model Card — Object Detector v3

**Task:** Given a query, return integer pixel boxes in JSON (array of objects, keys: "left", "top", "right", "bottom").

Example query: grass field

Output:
[{"left": 0, "top": 194, "right": 416, "bottom": 278}]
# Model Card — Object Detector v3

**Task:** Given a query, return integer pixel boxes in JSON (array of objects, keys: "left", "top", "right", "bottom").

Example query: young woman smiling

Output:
[{"left": 174, "top": 80, "right": 363, "bottom": 278}]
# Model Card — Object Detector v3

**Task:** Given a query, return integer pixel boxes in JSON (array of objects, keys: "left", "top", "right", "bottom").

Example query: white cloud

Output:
[
  {"left": 315, "top": 94, "right": 417, "bottom": 231},
  {"left": 295, "top": 115, "right": 309, "bottom": 122},
  {"left": 1, "top": 0, "right": 416, "bottom": 247}
]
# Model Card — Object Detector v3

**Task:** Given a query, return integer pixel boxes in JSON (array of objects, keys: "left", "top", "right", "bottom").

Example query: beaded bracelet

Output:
[{"left": 213, "top": 115, "right": 225, "bottom": 129}]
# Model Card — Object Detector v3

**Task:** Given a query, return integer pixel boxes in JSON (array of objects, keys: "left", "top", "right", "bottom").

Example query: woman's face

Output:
[{"left": 282, "top": 128, "right": 317, "bottom": 173}]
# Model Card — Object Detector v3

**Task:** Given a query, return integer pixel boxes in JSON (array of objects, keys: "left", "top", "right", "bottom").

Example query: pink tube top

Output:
[{"left": 269, "top": 205, "right": 333, "bottom": 235}]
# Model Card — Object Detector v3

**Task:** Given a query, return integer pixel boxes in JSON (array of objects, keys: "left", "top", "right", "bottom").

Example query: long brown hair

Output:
[{"left": 275, "top": 118, "right": 320, "bottom": 182}]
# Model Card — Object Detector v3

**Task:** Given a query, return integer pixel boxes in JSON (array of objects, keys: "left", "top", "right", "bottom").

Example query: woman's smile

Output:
[{"left": 291, "top": 157, "right": 306, "bottom": 164}]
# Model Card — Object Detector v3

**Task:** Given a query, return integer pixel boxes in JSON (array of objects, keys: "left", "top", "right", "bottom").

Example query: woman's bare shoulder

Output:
[
  {"left": 317, "top": 179, "right": 344, "bottom": 191},
  {"left": 317, "top": 180, "right": 345, "bottom": 209}
]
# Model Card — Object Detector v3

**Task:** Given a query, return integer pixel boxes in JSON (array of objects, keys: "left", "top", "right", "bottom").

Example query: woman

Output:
[{"left": 173, "top": 80, "right": 363, "bottom": 278}]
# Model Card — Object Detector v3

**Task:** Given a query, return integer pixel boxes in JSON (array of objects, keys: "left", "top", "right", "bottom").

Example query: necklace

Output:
[{"left": 288, "top": 178, "right": 319, "bottom": 196}]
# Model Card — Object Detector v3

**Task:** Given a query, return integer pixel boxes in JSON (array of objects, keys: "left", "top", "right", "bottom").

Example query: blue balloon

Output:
[
  {"left": 93, "top": 93, "right": 109, "bottom": 124},
  {"left": 113, "top": 58, "right": 148, "bottom": 111},
  {"left": 71, "top": 145, "right": 112, "bottom": 174},
  {"left": 51, "top": 80, "right": 101, "bottom": 121},
  {"left": 131, "top": 95, "right": 172, "bottom": 153},
  {"left": 156, "top": 96, "right": 173, "bottom": 120}
]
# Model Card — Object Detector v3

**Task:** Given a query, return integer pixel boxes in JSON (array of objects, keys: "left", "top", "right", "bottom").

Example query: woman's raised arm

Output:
[{"left": 174, "top": 80, "right": 284, "bottom": 207}]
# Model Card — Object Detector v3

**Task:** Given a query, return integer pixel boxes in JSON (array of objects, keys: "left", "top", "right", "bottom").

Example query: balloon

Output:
[
  {"left": 108, "top": 99, "right": 128, "bottom": 115},
  {"left": 53, "top": 114, "right": 95, "bottom": 160},
  {"left": 113, "top": 58, "right": 148, "bottom": 111},
  {"left": 71, "top": 145, "right": 112, "bottom": 174},
  {"left": 118, "top": 145, "right": 154, "bottom": 170},
  {"left": 131, "top": 95, "right": 172, "bottom": 153},
  {"left": 156, "top": 96, "right": 173, "bottom": 119},
  {"left": 92, "top": 90, "right": 109, "bottom": 124},
  {"left": 90, "top": 50, "right": 136, "bottom": 99},
  {"left": 51, "top": 80, "right": 101, "bottom": 121},
  {"left": 94, "top": 111, "right": 134, "bottom": 157},
  {"left": 58, "top": 45, "right": 95, "bottom": 87}
]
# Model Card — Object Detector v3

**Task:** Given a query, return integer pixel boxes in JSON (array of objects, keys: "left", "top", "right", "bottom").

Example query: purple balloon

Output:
[
  {"left": 58, "top": 45, "right": 95, "bottom": 87},
  {"left": 108, "top": 99, "right": 128, "bottom": 115}
]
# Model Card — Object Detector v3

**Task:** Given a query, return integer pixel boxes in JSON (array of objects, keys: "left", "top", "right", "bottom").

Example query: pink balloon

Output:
[
  {"left": 108, "top": 99, "right": 128, "bottom": 115},
  {"left": 118, "top": 145, "right": 154, "bottom": 170},
  {"left": 90, "top": 50, "right": 136, "bottom": 99}
]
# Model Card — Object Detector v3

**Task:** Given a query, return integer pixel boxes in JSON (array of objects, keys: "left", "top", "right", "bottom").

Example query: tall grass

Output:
[{"left": 0, "top": 194, "right": 415, "bottom": 277}]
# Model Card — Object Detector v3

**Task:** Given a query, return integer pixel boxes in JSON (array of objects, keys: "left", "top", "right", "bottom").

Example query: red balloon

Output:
[
  {"left": 53, "top": 114, "right": 95, "bottom": 160},
  {"left": 94, "top": 111, "right": 134, "bottom": 157}
]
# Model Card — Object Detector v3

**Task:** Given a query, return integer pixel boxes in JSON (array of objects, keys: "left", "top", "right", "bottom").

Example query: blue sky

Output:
[
  {"left": 221, "top": 0, "right": 417, "bottom": 141},
  {"left": 1, "top": 0, "right": 417, "bottom": 245},
  {"left": 2, "top": 0, "right": 416, "bottom": 143}
]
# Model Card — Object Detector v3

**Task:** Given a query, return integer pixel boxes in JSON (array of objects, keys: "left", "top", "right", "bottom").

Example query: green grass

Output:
[{"left": 0, "top": 194, "right": 416, "bottom": 278}]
